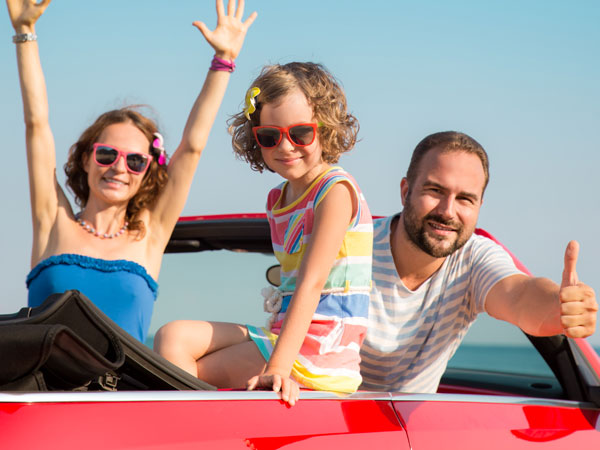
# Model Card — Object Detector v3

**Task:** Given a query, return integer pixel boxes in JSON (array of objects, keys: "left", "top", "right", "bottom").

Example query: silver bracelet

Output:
[{"left": 12, "top": 33, "right": 37, "bottom": 44}]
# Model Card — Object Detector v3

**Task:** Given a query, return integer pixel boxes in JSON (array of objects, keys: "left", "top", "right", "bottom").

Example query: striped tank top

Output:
[{"left": 248, "top": 166, "right": 373, "bottom": 393}]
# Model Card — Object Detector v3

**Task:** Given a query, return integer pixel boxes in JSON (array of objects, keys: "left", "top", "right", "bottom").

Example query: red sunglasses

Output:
[
  {"left": 92, "top": 143, "right": 153, "bottom": 174},
  {"left": 252, "top": 122, "right": 322, "bottom": 149}
]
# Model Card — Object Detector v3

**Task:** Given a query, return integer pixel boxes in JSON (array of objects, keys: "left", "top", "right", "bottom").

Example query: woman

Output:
[{"left": 7, "top": 0, "right": 256, "bottom": 342}]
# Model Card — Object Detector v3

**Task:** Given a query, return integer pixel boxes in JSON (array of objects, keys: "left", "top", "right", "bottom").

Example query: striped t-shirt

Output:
[
  {"left": 248, "top": 166, "right": 373, "bottom": 393},
  {"left": 359, "top": 214, "right": 524, "bottom": 393}
]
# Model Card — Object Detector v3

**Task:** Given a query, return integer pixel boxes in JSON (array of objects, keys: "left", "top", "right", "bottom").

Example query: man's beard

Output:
[{"left": 402, "top": 195, "right": 471, "bottom": 258}]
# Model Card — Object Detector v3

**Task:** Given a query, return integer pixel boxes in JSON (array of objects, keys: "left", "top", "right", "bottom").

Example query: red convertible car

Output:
[{"left": 1, "top": 214, "right": 599, "bottom": 449}]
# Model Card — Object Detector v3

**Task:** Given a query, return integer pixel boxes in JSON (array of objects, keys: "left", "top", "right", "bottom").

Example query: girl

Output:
[
  {"left": 7, "top": 0, "right": 256, "bottom": 342},
  {"left": 155, "top": 62, "right": 373, "bottom": 405}
]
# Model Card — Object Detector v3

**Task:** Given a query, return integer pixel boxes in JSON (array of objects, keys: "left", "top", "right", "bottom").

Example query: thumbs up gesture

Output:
[{"left": 559, "top": 241, "right": 597, "bottom": 338}]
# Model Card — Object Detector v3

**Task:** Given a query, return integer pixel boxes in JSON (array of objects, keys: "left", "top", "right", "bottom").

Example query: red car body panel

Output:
[
  {"left": 0, "top": 392, "right": 409, "bottom": 450},
  {"left": 2, "top": 392, "right": 599, "bottom": 449},
  {"left": 393, "top": 396, "right": 600, "bottom": 449}
]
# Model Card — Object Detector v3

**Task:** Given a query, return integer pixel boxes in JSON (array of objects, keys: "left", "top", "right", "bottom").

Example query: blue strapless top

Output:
[{"left": 26, "top": 254, "right": 158, "bottom": 342}]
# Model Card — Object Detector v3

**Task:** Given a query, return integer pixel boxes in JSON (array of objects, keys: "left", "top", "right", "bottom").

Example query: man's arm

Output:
[{"left": 485, "top": 241, "right": 597, "bottom": 338}]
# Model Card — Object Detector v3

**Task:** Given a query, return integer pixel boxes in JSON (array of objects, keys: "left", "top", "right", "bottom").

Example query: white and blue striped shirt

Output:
[{"left": 359, "top": 214, "right": 524, "bottom": 393}]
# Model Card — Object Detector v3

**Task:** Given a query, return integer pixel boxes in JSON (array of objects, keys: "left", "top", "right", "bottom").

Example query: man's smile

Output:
[{"left": 427, "top": 220, "right": 457, "bottom": 235}]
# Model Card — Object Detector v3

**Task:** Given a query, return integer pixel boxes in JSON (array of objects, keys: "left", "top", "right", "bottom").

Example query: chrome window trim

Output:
[
  {"left": 0, "top": 390, "right": 597, "bottom": 410},
  {"left": 389, "top": 392, "right": 598, "bottom": 409},
  {"left": 0, "top": 390, "right": 390, "bottom": 403}
]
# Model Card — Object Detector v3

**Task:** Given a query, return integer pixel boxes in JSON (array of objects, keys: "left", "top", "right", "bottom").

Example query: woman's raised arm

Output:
[
  {"left": 149, "top": 0, "right": 256, "bottom": 242},
  {"left": 8, "top": 0, "right": 64, "bottom": 260}
]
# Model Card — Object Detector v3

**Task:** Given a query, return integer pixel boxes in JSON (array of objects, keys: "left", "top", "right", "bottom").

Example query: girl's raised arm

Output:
[
  {"left": 7, "top": 0, "right": 64, "bottom": 261},
  {"left": 150, "top": 0, "right": 256, "bottom": 242}
]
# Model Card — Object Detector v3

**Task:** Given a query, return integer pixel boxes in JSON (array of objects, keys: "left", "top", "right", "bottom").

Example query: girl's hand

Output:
[
  {"left": 247, "top": 372, "right": 300, "bottom": 407},
  {"left": 6, "top": 0, "right": 51, "bottom": 31},
  {"left": 193, "top": 0, "right": 257, "bottom": 61}
]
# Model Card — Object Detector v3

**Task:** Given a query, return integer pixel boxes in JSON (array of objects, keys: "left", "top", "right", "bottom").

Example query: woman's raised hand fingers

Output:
[
  {"left": 219, "top": 0, "right": 250, "bottom": 24},
  {"left": 234, "top": 0, "right": 245, "bottom": 20},
  {"left": 215, "top": 0, "right": 225, "bottom": 18},
  {"left": 7, "top": 0, "right": 52, "bottom": 29},
  {"left": 192, "top": 21, "right": 211, "bottom": 41},
  {"left": 194, "top": 0, "right": 256, "bottom": 61},
  {"left": 243, "top": 10, "right": 257, "bottom": 29},
  {"left": 227, "top": 0, "right": 235, "bottom": 17}
]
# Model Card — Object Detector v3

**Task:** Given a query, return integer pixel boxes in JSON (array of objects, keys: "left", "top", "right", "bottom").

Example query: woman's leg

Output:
[
  {"left": 154, "top": 320, "right": 253, "bottom": 377},
  {"left": 195, "top": 340, "right": 267, "bottom": 388}
]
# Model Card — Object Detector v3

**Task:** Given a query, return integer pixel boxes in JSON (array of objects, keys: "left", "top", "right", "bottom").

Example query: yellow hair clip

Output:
[{"left": 244, "top": 87, "right": 261, "bottom": 120}]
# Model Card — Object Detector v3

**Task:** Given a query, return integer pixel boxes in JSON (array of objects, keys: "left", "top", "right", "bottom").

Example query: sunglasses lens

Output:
[
  {"left": 126, "top": 153, "right": 150, "bottom": 173},
  {"left": 94, "top": 146, "right": 119, "bottom": 165},
  {"left": 256, "top": 128, "right": 281, "bottom": 148},
  {"left": 289, "top": 125, "right": 315, "bottom": 146}
]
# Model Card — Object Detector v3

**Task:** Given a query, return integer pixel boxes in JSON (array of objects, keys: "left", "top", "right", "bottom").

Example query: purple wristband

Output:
[{"left": 210, "top": 55, "right": 236, "bottom": 72}]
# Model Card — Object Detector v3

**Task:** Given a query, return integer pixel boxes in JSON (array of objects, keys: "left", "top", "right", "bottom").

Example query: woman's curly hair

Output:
[
  {"left": 64, "top": 106, "right": 168, "bottom": 238},
  {"left": 228, "top": 62, "right": 359, "bottom": 172}
]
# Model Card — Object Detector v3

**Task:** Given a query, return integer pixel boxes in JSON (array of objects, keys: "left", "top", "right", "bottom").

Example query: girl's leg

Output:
[{"left": 154, "top": 320, "right": 251, "bottom": 377}]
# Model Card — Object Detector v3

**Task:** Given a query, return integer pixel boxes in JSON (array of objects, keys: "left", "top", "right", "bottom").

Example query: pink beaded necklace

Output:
[{"left": 76, "top": 214, "right": 128, "bottom": 239}]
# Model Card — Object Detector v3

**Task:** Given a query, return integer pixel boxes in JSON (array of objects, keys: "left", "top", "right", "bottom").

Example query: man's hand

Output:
[{"left": 559, "top": 241, "right": 597, "bottom": 338}]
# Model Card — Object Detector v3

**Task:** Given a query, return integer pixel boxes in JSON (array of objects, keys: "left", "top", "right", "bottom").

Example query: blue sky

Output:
[{"left": 1, "top": 0, "right": 598, "bottom": 345}]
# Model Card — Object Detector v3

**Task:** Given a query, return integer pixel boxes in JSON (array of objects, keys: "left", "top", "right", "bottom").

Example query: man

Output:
[{"left": 359, "top": 131, "right": 597, "bottom": 393}]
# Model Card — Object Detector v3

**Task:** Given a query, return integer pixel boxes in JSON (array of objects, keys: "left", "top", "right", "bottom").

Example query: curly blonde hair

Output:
[
  {"left": 228, "top": 62, "right": 359, "bottom": 172},
  {"left": 64, "top": 106, "right": 168, "bottom": 238}
]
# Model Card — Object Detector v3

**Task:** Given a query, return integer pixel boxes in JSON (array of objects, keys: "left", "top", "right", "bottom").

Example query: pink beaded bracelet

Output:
[{"left": 210, "top": 55, "right": 236, "bottom": 72}]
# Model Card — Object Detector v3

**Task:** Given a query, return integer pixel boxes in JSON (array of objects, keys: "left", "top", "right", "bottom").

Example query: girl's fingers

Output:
[
  {"left": 271, "top": 374, "right": 282, "bottom": 393},
  {"left": 227, "top": 0, "right": 235, "bottom": 17},
  {"left": 247, "top": 375, "right": 298, "bottom": 406},
  {"left": 280, "top": 380, "right": 290, "bottom": 402},
  {"left": 290, "top": 383, "right": 299, "bottom": 406},
  {"left": 280, "top": 379, "right": 298, "bottom": 406},
  {"left": 246, "top": 375, "right": 258, "bottom": 391}
]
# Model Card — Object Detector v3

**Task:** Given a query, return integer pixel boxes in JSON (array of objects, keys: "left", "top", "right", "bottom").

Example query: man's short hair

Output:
[{"left": 406, "top": 131, "right": 490, "bottom": 194}]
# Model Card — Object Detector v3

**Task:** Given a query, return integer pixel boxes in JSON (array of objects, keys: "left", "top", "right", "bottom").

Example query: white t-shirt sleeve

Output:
[{"left": 467, "top": 235, "right": 526, "bottom": 314}]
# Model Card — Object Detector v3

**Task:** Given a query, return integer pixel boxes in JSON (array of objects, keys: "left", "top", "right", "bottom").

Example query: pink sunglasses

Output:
[{"left": 92, "top": 143, "right": 153, "bottom": 174}]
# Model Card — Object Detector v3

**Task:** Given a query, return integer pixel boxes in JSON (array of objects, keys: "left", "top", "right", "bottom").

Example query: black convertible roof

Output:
[{"left": 166, "top": 214, "right": 272, "bottom": 254}]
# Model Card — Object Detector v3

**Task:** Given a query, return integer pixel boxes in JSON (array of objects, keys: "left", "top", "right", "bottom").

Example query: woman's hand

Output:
[
  {"left": 193, "top": 0, "right": 257, "bottom": 61},
  {"left": 247, "top": 372, "right": 300, "bottom": 407},
  {"left": 6, "top": 0, "right": 51, "bottom": 32}
]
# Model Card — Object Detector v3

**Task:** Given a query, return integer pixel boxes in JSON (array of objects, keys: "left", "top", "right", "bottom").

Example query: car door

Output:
[
  {"left": 0, "top": 391, "right": 412, "bottom": 449},
  {"left": 392, "top": 394, "right": 600, "bottom": 450}
]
